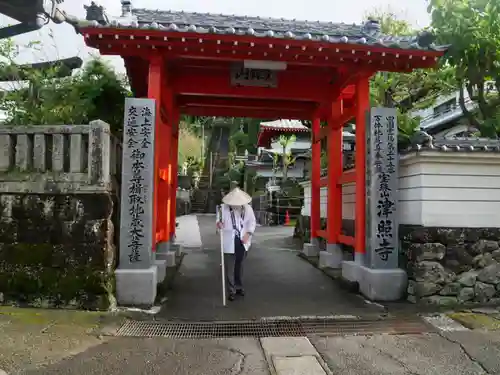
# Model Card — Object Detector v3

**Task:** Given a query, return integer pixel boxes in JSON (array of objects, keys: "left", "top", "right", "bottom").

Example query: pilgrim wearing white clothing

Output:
[{"left": 217, "top": 188, "right": 256, "bottom": 300}]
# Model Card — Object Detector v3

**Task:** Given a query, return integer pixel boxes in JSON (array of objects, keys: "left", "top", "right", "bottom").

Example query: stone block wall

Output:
[
  {"left": 0, "top": 194, "right": 115, "bottom": 309},
  {"left": 402, "top": 226, "right": 500, "bottom": 306},
  {"left": 0, "top": 121, "right": 121, "bottom": 310},
  {"left": 295, "top": 216, "right": 500, "bottom": 306}
]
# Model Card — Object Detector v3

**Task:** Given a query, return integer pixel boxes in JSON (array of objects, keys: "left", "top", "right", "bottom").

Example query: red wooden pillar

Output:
[
  {"left": 310, "top": 116, "right": 321, "bottom": 245},
  {"left": 161, "top": 82, "right": 175, "bottom": 245},
  {"left": 354, "top": 76, "right": 370, "bottom": 255},
  {"left": 169, "top": 110, "right": 180, "bottom": 240},
  {"left": 327, "top": 100, "right": 343, "bottom": 246},
  {"left": 148, "top": 54, "right": 163, "bottom": 249},
  {"left": 160, "top": 119, "right": 172, "bottom": 243}
]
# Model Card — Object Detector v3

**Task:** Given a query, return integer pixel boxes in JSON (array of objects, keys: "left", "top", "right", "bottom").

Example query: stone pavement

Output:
[
  {"left": 159, "top": 215, "right": 379, "bottom": 320},
  {"left": 5, "top": 216, "right": 500, "bottom": 374},
  {"left": 4, "top": 309, "right": 500, "bottom": 374}
]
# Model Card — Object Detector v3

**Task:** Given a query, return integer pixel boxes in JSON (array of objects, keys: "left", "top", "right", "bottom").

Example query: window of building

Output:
[{"left": 433, "top": 98, "right": 456, "bottom": 116}]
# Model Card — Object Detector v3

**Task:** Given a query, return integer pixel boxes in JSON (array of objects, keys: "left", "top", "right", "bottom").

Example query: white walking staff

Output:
[{"left": 217, "top": 205, "right": 227, "bottom": 307}]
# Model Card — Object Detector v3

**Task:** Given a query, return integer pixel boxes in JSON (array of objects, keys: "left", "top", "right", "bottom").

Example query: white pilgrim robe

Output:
[{"left": 217, "top": 204, "right": 257, "bottom": 254}]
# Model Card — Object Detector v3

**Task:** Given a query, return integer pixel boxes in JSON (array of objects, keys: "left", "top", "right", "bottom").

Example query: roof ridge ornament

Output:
[
  {"left": 121, "top": 0, "right": 133, "bottom": 17},
  {"left": 416, "top": 30, "right": 436, "bottom": 48},
  {"left": 363, "top": 18, "right": 381, "bottom": 37},
  {"left": 84, "top": 1, "right": 108, "bottom": 25},
  {"left": 110, "top": 0, "right": 137, "bottom": 26}
]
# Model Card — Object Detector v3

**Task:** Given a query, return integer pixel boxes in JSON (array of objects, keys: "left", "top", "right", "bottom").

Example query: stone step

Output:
[{"left": 260, "top": 337, "right": 328, "bottom": 375}]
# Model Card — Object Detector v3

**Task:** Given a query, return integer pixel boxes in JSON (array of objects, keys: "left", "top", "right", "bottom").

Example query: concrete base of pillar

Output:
[
  {"left": 318, "top": 251, "right": 341, "bottom": 269},
  {"left": 303, "top": 243, "right": 319, "bottom": 257},
  {"left": 170, "top": 243, "right": 183, "bottom": 256},
  {"left": 154, "top": 259, "right": 166, "bottom": 282},
  {"left": 311, "top": 237, "right": 320, "bottom": 248},
  {"left": 165, "top": 251, "right": 177, "bottom": 267},
  {"left": 358, "top": 266, "right": 408, "bottom": 301},
  {"left": 115, "top": 266, "right": 157, "bottom": 307},
  {"left": 156, "top": 240, "right": 171, "bottom": 261},
  {"left": 326, "top": 243, "right": 343, "bottom": 265},
  {"left": 341, "top": 260, "right": 362, "bottom": 282},
  {"left": 317, "top": 243, "right": 343, "bottom": 269}
]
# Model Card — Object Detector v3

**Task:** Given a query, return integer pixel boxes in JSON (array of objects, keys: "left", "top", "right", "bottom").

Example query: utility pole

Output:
[
  {"left": 200, "top": 121, "right": 205, "bottom": 157},
  {"left": 209, "top": 151, "right": 213, "bottom": 188}
]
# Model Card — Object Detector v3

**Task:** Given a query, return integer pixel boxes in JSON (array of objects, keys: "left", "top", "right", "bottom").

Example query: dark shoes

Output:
[{"left": 228, "top": 290, "right": 244, "bottom": 302}]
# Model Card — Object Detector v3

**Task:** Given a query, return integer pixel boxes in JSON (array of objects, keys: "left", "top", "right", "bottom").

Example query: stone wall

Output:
[
  {"left": 295, "top": 216, "right": 500, "bottom": 306},
  {"left": 402, "top": 225, "right": 500, "bottom": 306},
  {"left": 0, "top": 194, "right": 115, "bottom": 309},
  {"left": 0, "top": 121, "right": 121, "bottom": 310}
]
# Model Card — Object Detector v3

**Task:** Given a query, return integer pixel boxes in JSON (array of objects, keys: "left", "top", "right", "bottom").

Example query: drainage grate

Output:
[{"left": 115, "top": 316, "right": 434, "bottom": 338}]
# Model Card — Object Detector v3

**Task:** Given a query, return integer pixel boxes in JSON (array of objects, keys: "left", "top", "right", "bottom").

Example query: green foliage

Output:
[
  {"left": 277, "top": 134, "right": 296, "bottom": 182},
  {"left": 428, "top": 0, "right": 500, "bottom": 137},
  {"left": 367, "top": 10, "right": 456, "bottom": 142},
  {"left": 178, "top": 120, "right": 204, "bottom": 172},
  {"left": 0, "top": 38, "right": 130, "bottom": 133},
  {"left": 229, "top": 130, "right": 249, "bottom": 154}
]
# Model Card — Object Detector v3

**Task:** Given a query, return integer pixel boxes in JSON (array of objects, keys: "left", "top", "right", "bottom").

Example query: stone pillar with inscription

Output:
[
  {"left": 357, "top": 107, "right": 407, "bottom": 301},
  {"left": 115, "top": 98, "right": 158, "bottom": 307}
]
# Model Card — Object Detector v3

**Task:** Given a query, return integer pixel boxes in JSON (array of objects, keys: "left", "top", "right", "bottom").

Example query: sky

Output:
[{"left": 1, "top": 0, "right": 432, "bottom": 74}]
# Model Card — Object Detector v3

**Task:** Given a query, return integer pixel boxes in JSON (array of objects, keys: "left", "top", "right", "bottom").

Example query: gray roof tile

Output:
[
  {"left": 402, "top": 136, "right": 500, "bottom": 153},
  {"left": 129, "top": 9, "right": 446, "bottom": 52},
  {"left": 79, "top": 6, "right": 448, "bottom": 53}
]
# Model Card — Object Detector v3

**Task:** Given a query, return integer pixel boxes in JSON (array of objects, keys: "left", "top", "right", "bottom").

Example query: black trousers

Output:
[{"left": 224, "top": 237, "right": 246, "bottom": 295}]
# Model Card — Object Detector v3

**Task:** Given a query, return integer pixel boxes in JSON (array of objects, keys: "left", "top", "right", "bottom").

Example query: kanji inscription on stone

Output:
[
  {"left": 119, "top": 98, "right": 156, "bottom": 269},
  {"left": 367, "top": 107, "right": 399, "bottom": 269}
]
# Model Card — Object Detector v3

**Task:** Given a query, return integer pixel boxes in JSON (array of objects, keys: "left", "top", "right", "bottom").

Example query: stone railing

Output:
[{"left": 0, "top": 120, "right": 122, "bottom": 193}]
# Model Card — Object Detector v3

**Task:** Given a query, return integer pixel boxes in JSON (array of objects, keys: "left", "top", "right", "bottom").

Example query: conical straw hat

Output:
[{"left": 222, "top": 187, "right": 252, "bottom": 206}]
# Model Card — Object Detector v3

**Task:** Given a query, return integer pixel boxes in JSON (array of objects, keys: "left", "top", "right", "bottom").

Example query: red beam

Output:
[
  {"left": 98, "top": 44, "right": 420, "bottom": 73},
  {"left": 91, "top": 36, "right": 414, "bottom": 67},
  {"left": 339, "top": 169, "right": 356, "bottom": 184},
  {"left": 171, "top": 66, "right": 333, "bottom": 102},
  {"left": 316, "top": 230, "right": 328, "bottom": 239},
  {"left": 82, "top": 27, "right": 444, "bottom": 65},
  {"left": 177, "top": 96, "right": 317, "bottom": 112},
  {"left": 339, "top": 235, "right": 355, "bottom": 247},
  {"left": 313, "top": 107, "right": 356, "bottom": 143},
  {"left": 319, "top": 177, "right": 328, "bottom": 187},
  {"left": 180, "top": 105, "right": 313, "bottom": 119}
]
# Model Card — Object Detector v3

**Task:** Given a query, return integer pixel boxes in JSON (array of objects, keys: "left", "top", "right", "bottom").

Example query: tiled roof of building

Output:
[
  {"left": 260, "top": 119, "right": 309, "bottom": 132},
  {"left": 403, "top": 133, "right": 500, "bottom": 153},
  {"left": 78, "top": 3, "right": 448, "bottom": 53}
]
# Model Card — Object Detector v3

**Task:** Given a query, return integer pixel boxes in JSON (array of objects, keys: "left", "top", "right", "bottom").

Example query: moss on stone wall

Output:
[{"left": 0, "top": 193, "right": 116, "bottom": 310}]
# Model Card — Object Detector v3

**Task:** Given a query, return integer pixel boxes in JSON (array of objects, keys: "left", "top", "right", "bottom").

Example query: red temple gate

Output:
[{"left": 78, "top": 3, "right": 445, "bottom": 291}]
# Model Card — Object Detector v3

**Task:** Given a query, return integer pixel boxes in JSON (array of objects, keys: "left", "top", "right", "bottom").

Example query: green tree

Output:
[
  {"left": 428, "top": 0, "right": 500, "bottom": 137},
  {"left": 0, "top": 37, "right": 130, "bottom": 133},
  {"left": 367, "top": 10, "right": 455, "bottom": 142},
  {"left": 277, "top": 134, "right": 296, "bottom": 183},
  {"left": 178, "top": 120, "right": 204, "bottom": 172}
]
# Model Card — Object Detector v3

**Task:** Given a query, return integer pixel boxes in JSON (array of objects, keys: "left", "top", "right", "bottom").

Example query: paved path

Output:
[
  {"left": 159, "top": 215, "right": 379, "bottom": 321},
  {"left": 7, "top": 218, "right": 500, "bottom": 374},
  {"left": 5, "top": 307, "right": 500, "bottom": 374},
  {"left": 15, "top": 328, "right": 500, "bottom": 375},
  {"left": 174, "top": 215, "right": 202, "bottom": 248}
]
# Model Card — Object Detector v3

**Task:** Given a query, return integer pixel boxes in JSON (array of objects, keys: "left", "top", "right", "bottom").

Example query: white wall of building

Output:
[
  {"left": 301, "top": 152, "right": 500, "bottom": 228},
  {"left": 268, "top": 138, "right": 311, "bottom": 152}
]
